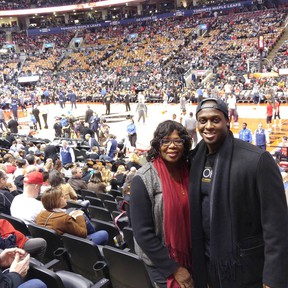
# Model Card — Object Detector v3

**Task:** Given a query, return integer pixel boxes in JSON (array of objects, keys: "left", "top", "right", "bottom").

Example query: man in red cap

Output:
[{"left": 10, "top": 171, "right": 45, "bottom": 224}]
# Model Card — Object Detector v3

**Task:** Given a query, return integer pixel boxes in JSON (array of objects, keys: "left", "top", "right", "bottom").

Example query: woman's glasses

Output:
[{"left": 160, "top": 139, "right": 185, "bottom": 146}]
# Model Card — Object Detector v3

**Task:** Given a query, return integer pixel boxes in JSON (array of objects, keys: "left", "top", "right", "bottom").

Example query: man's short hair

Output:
[{"left": 26, "top": 154, "right": 35, "bottom": 165}]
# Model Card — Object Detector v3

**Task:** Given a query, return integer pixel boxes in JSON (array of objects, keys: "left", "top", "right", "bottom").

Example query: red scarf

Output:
[{"left": 153, "top": 157, "right": 192, "bottom": 288}]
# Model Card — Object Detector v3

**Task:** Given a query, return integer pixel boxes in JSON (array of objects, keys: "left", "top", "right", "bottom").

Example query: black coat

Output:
[{"left": 189, "top": 137, "right": 288, "bottom": 288}]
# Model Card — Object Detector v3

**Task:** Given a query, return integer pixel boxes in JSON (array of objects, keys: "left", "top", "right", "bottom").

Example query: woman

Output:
[
  {"left": 127, "top": 118, "right": 137, "bottom": 148},
  {"left": 113, "top": 164, "right": 127, "bottom": 188},
  {"left": 87, "top": 171, "right": 107, "bottom": 194},
  {"left": 48, "top": 170, "right": 78, "bottom": 202},
  {"left": 130, "top": 120, "right": 193, "bottom": 288},
  {"left": 126, "top": 152, "right": 142, "bottom": 170},
  {"left": 36, "top": 187, "right": 108, "bottom": 245}
]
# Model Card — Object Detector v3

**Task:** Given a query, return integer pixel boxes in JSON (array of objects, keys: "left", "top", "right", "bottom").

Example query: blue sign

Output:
[{"left": 27, "top": 0, "right": 253, "bottom": 36}]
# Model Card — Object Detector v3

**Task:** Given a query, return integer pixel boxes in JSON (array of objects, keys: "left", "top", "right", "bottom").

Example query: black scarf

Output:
[{"left": 189, "top": 131, "right": 236, "bottom": 287}]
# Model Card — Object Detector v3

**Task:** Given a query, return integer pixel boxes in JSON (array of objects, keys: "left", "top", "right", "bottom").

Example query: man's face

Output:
[
  {"left": 76, "top": 169, "right": 83, "bottom": 178},
  {"left": 197, "top": 105, "right": 229, "bottom": 154},
  {"left": 242, "top": 123, "right": 247, "bottom": 130}
]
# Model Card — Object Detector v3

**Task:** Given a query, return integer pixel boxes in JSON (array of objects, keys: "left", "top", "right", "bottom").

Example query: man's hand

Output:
[
  {"left": 174, "top": 266, "right": 194, "bottom": 288},
  {"left": 263, "top": 285, "right": 271, "bottom": 288},
  {"left": 9, "top": 252, "right": 30, "bottom": 278},
  {"left": 0, "top": 248, "right": 27, "bottom": 268}
]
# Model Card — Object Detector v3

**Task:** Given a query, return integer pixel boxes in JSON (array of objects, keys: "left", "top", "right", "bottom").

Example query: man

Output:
[
  {"left": 184, "top": 112, "right": 198, "bottom": 148},
  {"left": 275, "top": 135, "right": 288, "bottom": 161},
  {"left": 90, "top": 112, "right": 100, "bottom": 140},
  {"left": 238, "top": 122, "right": 252, "bottom": 143},
  {"left": 104, "top": 93, "right": 112, "bottom": 115},
  {"left": 0, "top": 169, "right": 18, "bottom": 215},
  {"left": 189, "top": 98, "right": 288, "bottom": 288},
  {"left": 32, "top": 105, "right": 42, "bottom": 130},
  {"left": 0, "top": 106, "right": 8, "bottom": 131},
  {"left": 43, "top": 88, "right": 50, "bottom": 104},
  {"left": 85, "top": 134, "right": 99, "bottom": 151},
  {"left": 7, "top": 116, "right": 19, "bottom": 134},
  {"left": 106, "top": 134, "right": 118, "bottom": 160},
  {"left": 68, "top": 90, "right": 77, "bottom": 109},
  {"left": 254, "top": 123, "right": 267, "bottom": 150},
  {"left": 227, "top": 93, "right": 238, "bottom": 127},
  {"left": 44, "top": 143, "right": 58, "bottom": 162},
  {"left": 85, "top": 105, "right": 93, "bottom": 124},
  {"left": 136, "top": 100, "right": 147, "bottom": 124},
  {"left": 10, "top": 171, "right": 45, "bottom": 224},
  {"left": 124, "top": 92, "right": 131, "bottom": 112},
  {"left": 40, "top": 103, "right": 48, "bottom": 129},
  {"left": 0, "top": 248, "right": 47, "bottom": 288},
  {"left": 10, "top": 98, "right": 18, "bottom": 121},
  {"left": 53, "top": 117, "right": 62, "bottom": 138},
  {"left": 59, "top": 140, "right": 75, "bottom": 166},
  {"left": 68, "top": 167, "right": 88, "bottom": 193}
]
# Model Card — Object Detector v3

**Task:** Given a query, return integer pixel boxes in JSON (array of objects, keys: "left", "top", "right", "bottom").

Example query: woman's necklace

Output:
[{"left": 180, "top": 178, "right": 185, "bottom": 196}]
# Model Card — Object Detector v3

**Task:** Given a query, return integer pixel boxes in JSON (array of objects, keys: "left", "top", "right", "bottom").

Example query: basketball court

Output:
[{"left": 13, "top": 101, "right": 288, "bottom": 153}]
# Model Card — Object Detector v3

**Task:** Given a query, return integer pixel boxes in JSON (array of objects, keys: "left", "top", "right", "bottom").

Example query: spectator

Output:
[
  {"left": 37, "top": 187, "right": 108, "bottom": 245},
  {"left": 68, "top": 167, "right": 88, "bottom": 193},
  {"left": 59, "top": 140, "right": 75, "bottom": 166},
  {"left": 10, "top": 171, "right": 45, "bottom": 224},
  {"left": 0, "top": 248, "right": 47, "bottom": 288},
  {"left": 0, "top": 169, "right": 18, "bottom": 215},
  {"left": 189, "top": 98, "right": 288, "bottom": 288},
  {"left": 238, "top": 122, "right": 252, "bottom": 143}
]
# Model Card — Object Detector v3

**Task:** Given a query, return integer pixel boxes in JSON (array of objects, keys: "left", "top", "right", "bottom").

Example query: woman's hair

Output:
[
  {"left": 146, "top": 120, "right": 192, "bottom": 162},
  {"left": 41, "top": 187, "right": 63, "bottom": 211},
  {"left": 116, "top": 165, "right": 126, "bottom": 174},
  {"left": 49, "top": 170, "right": 65, "bottom": 187},
  {"left": 89, "top": 171, "right": 103, "bottom": 184},
  {"left": 0, "top": 169, "right": 6, "bottom": 180},
  {"left": 129, "top": 153, "right": 139, "bottom": 163},
  {"left": 54, "top": 159, "right": 63, "bottom": 170}
]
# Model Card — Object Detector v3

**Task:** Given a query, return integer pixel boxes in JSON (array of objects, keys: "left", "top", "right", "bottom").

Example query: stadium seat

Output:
[
  {"left": 81, "top": 189, "right": 98, "bottom": 199},
  {"left": 62, "top": 233, "right": 108, "bottom": 283},
  {"left": 90, "top": 218, "right": 123, "bottom": 248},
  {"left": 122, "top": 227, "right": 135, "bottom": 253},
  {"left": 109, "top": 189, "right": 123, "bottom": 199},
  {"left": 27, "top": 222, "right": 64, "bottom": 265},
  {"left": 85, "top": 196, "right": 105, "bottom": 208},
  {"left": 0, "top": 213, "right": 30, "bottom": 236},
  {"left": 97, "top": 192, "right": 115, "bottom": 203},
  {"left": 88, "top": 206, "right": 113, "bottom": 222},
  {"left": 27, "top": 262, "right": 110, "bottom": 288},
  {"left": 102, "top": 245, "right": 153, "bottom": 288},
  {"left": 103, "top": 200, "right": 118, "bottom": 214}
]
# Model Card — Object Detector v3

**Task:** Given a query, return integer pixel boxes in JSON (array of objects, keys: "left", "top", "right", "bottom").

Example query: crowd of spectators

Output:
[{"left": 0, "top": 7, "right": 286, "bottom": 111}]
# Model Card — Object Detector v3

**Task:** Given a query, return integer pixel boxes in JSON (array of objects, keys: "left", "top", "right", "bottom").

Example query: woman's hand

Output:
[
  {"left": 174, "top": 266, "right": 194, "bottom": 288},
  {"left": 69, "top": 210, "right": 84, "bottom": 219}
]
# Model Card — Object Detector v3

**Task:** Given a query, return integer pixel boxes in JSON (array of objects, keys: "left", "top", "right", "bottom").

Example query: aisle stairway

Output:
[{"left": 267, "top": 26, "right": 288, "bottom": 60}]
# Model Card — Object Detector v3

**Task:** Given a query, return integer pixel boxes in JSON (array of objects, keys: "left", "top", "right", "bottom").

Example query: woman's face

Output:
[
  {"left": 0, "top": 173, "right": 7, "bottom": 188},
  {"left": 159, "top": 130, "right": 185, "bottom": 165},
  {"left": 59, "top": 193, "right": 67, "bottom": 208}
]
